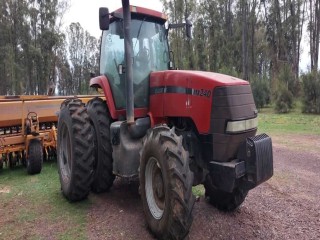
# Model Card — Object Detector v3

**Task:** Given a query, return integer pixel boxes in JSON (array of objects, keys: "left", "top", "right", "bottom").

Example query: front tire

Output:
[
  {"left": 140, "top": 125, "right": 195, "bottom": 240},
  {"left": 204, "top": 174, "right": 248, "bottom": 211},
  {"left": 57, "top": 99, "right": 94, "bottom": 201},
  {"left": 27, "top": 139, "right": 43, "bottom": 174},
  {"left": 87, "top": 97, "right": 115, "bottom": 193}
]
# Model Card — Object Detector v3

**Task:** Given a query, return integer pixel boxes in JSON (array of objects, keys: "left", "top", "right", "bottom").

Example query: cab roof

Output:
[{"left": 110, "top": 5, "right": 167, "bottom": 24}]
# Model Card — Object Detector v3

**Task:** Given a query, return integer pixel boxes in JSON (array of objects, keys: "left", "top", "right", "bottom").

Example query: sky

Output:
[{"left": 64, "top": 0, "right": 311, "bottom": 72}]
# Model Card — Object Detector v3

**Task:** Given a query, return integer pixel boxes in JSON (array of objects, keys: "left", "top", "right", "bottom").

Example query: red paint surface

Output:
[
  {"left": 91, "top": 71, "right": 249, "bottom": 134},
  {"left": 149, "top": 70, "right": 249, "bottom": 134}
]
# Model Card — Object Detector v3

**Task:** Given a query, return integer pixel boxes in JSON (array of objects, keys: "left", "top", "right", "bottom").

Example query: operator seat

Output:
[{"left": 136, "top": 46, "right": 150, "bottom": 70}]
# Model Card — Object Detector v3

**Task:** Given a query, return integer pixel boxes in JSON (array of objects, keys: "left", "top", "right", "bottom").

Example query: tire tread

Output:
[{"left": 140, "top": 125, "right": 195, "bottom": 240}]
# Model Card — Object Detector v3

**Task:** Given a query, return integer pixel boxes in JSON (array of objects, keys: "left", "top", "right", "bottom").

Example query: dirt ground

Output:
[{"left": 87, "top": 134, "right": 320, "bottom": 240}]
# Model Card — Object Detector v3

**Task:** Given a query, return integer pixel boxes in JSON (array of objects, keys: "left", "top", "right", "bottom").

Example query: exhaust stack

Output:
[{"left": 122, "top": 0, "right": 134, "bottom": 124}]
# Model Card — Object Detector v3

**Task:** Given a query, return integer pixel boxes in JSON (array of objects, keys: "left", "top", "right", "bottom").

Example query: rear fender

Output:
[
  {"left": 90, "top": 75, "right": 149, "bottom": 120},
  {"left": 90, "top": 75, "right": 117, "bottom": 119}
]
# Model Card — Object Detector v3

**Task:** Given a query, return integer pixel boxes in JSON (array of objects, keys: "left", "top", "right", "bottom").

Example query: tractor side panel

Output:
[
  {"left": 187, "top": 77, "right": 214, "bottom": 134},
  {"left": 150, "top": 71, "right": 216, "bottom": 133},
  {"left": 150, "top": 71, "right": 215, "bottom": 133},
  {"left": 149, "top": 72, "right": 165, "bottom": 118},
  {"left": 163, "top": 71, "right": 188, "bottom": 117}
]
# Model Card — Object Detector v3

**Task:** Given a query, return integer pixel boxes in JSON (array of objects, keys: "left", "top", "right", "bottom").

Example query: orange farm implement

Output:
[{"left": 0, "top": 95, "right": 99, "bottom": 174}]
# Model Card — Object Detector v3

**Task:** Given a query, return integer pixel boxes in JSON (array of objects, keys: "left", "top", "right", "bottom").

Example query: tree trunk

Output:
[{"left": 241, "top": 0, "right": 248, "bottom": 80}]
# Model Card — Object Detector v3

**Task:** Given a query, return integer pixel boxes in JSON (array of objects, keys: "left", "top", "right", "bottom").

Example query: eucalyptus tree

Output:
[
  {"left": 308, "top": 0, "right": 320, "bottom": 71},
  {"left": 161, "top": 0, "right": 197, "bottom": 70},
  {"left": 262, "top": 0, "right": 306, "bottom": 94},
  {"left": 0, "top": 0, "right": 69, "bottom": 95},
  {"left": 67, "top": 22, "right": 99, "bottom": 94}
]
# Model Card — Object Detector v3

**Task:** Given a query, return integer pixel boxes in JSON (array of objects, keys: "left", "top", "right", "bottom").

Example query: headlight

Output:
[{"left": 226, "top": 118, "right": 258, "bottom": 133}]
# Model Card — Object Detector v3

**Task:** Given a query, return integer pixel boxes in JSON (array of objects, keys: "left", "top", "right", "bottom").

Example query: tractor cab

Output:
[{"left": 99, "top": 7, "right": 169, "bottom": 109}]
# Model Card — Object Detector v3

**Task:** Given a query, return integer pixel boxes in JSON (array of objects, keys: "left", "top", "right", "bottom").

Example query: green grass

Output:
[
  {"left": 0, "top": 162, "right": 90, "bottom": 240},
  {"left": 192, "top": 185, "right": 205, "bottom": 197},
  {"left": 0, "top": 162, "right": 208, "bottom": 238},
  {"left": 258, "top": 106, "right": 320, "bottom": 135}
]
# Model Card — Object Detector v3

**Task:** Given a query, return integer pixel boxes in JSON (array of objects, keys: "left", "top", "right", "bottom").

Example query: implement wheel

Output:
[
  {"left": 27, "top": 139, "right": 43, "bottom": 174},
  {"left": 140, "top": 125, "right": 195, "bottom": 240},
  {"left": 204, "top": 174, "right": 248, "bottom": 211},
  {"left": 87, "top": 97, "right": 115, "bottom": 193},
  {"left": 57, "top": 99, "right": 94, "bottom": 201}
]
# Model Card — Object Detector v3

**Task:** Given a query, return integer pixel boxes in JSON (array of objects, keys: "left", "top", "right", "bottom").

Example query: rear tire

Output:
[
  {"left": 27, "top": 139, "right": 43, "bottom": 174},
  {"left": 140, "top": 125, "right": 195, "bottom": 240},
  {"left": 57, "top": 99, "right": 94, "bottom": 201},
  {"left": 87, "top": 97, "right": 115, "bottom": 193},
  {"left": 204, "top": 174, "right": 248, "bottom": 211}
]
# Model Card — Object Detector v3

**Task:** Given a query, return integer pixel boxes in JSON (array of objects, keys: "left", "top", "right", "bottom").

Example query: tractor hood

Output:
[
  {"left": 149, "top": 70, "right": 250, "bottom": 100},
  {"left": 162, "top": 70, "right": 249, "bottom": 88},
  {"left": 149, "top": 70, "right": 254, "bottom": 134}
]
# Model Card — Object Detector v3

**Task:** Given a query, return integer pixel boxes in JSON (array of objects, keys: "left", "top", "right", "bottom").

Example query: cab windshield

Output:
[{"left": 100, "top": 18, "right": 169, "bottom": 109}]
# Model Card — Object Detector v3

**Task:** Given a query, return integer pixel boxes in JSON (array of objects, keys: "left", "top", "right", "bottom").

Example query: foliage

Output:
[
  {"left": 57, "top": 23, "right": 99, "bottom": 95},
  {"left": 274, "top": 86, "right": 294, "bottom": 113},
  {"left": 161, "top": 0, "right": 309, "bottom": 98},
  {"left": 0, "top": 0, "right": 99, "bottom": 96},
  {"left": 192, "top": 185, "right": 205, "bottom": 197},
  {"left": 301, "top": 71, "right": 320, "bottom": 114},
  {"left": 218, "top": 66, "right": 240, "bottom": 78},
  {"left": 277, "top": 64, "right": 299, "bottom": 96},
  {"left": 251, "top": 77, "right": 271, "bottom": 109},
  {"left": 0, "top": 0, "right": 317, "bottom": 99},
  {"left": 273, "top": 65, "right": 295, "bottom": 113}
]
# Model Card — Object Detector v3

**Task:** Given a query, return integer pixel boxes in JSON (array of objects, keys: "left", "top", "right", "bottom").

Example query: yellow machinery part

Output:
[{"left": 0, "top": 95, "right": 104, "bottom": 168}]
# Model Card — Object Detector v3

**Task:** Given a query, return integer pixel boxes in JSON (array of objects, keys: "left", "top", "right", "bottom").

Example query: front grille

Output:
[
  {"left": 211, "top": 85, "right": 257, "bottom": 134},
  {"left": 206, "top": 85, "right": 257, "bottom": 162}
]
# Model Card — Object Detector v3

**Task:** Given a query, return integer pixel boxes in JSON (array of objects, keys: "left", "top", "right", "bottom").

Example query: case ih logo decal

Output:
[{"left": 150, "top": 86, "right": 212, "bottom": 98}]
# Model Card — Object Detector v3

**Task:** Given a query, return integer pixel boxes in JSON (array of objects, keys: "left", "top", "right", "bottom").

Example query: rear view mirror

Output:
[
  {"left": 99, "top": 7, "right": 110, "bottom": 30},
  {"left": 186, "top": 19, "right": 192, "bottom": 38}
]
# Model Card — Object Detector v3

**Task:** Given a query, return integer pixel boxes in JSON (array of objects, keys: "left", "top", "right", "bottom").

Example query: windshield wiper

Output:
[{"left": 133, "top": 18, "right": 146, "bottom": 56}]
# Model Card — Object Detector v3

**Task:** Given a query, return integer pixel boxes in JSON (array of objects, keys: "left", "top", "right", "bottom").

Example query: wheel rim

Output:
[
  {"left": 59, "top": 122, "right": 72, "bottom": 183},
  {"left": 145, "top": 157, "right": 165, "bottom": 220}
]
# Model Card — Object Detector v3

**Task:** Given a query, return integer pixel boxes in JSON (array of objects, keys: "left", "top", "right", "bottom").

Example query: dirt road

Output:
[{"left": 87, "top": 134, "right": 320, "bottom": 240}]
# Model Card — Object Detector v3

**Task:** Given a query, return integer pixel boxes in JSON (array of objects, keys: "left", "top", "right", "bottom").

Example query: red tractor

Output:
[{"left": 57, "top": 0, "right": 273, "bottom": 239}]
